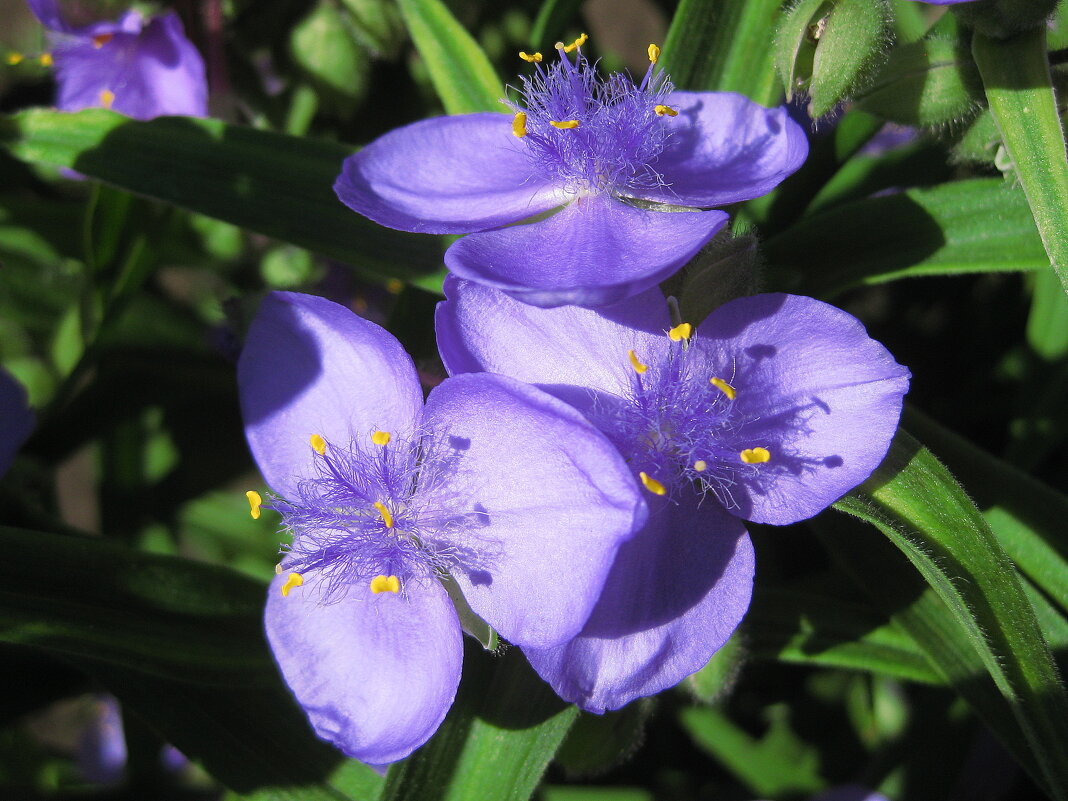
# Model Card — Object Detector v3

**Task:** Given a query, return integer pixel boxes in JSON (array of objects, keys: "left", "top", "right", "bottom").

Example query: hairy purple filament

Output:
[{"left": 509, "top": 46, "right": 675, "bottom": 195}]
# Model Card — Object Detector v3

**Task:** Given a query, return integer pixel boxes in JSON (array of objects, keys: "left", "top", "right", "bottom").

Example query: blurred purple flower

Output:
[
  {"left": 0, "top": 367, "right": 34, "bottom": 477},
  {"left": 238, "top": 291, "right": 645, "bottom": 763},
  {"left": 27, "top": 0, "right": 207, "bottom": 118},
  {"left": 436, "top": 279, "right": 910, "bottom": 712},
  {"left": 336, "top": 38, "right": 807, "bottom": 308}
]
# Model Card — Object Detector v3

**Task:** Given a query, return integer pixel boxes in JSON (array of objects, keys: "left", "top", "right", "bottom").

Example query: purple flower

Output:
[
  {"left": 0, "top": 367, "right": 34, "bottom": 478},
  {"left": 335, "top": 38, "right": 808, "bottom": 308},
  {"left": 436, "top": 278, "right": 910, "bottom": 711},
  {"left": 27, "top": 0, "right": 207, "bottom": 118},
  {"left": 238, "top": 291, "right": 645, "bottom": 763}
]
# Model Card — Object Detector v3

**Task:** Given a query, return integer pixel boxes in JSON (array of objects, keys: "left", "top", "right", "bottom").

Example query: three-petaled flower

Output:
[
  {"left": 335, "top": 36, "right": 807, "bottom": 308},
  {"left": 238, "top": 291, "right": 645, "bottom": 763},
  {"left": 437, "top": 278, "right": 910, "bottom": 711},
  {"left": 27, "top": 0, "right": 207, "bottom": 119}
]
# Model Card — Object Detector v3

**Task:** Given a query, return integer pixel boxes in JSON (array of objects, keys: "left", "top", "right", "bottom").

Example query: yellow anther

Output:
[
  {"left": 710, "top": 377, "right": 736, "bottom": 401},
  {"left": 627, "top": 349, "right": 649, "bottom": 374},
  {"left": 668, "top": 322, "right": 693, "bottom": 341},
  {"left": 518, "top": 51, "right": 543, "bottom": 63},
  {"left": 648, "top": 43, "right": 661, "bottom": 63},
  {"left": 246, "top": 490, "right": 262, "bottom": 520},
  {"left": 99, "top": 89, "right": 115, "bottom": 108},
  {"left": 370, "top": 574, "right": 401, "bottom": 594},
  {"left": 310, "top": 433, "right": 327, "bottom": 454},
  {"left": 39, "top": 53, "right": 53, "bottom": 66},
  {"left": 373, "top": 501, "right": 394, "bottom": 528},
  {"left": 275, "top": 563, "right": 284, "bottom": 575},
  {"left": 6, "top": 52, "right": 24, "bottom": 65},
  {"left": 740, "top": 447, "right": 771, "bottom": 465},
  {"left": 371, "top": 430, "right": 392, "bottom": 446},
  {"left": 280, "top": 572, "right": 304, "bottom": 597},
  {"left": 385, "top": 278, "right": 404, "bottom": 294},
  {"left": 693, "top": 460, "right": 708, "bottom": 472},
  {"left": 562, "top": 33, "right": 588, "bottom": 53},
  {"left": 655, "top": 104, "right": 678, "bottom": 117},
  {"left": 513, "top": 111, "right": 528, "bottom": 138},
  {"left": 639, "top": 471, "right": 667, "bottom": 496},
  {"left": 91, "top": 33, "right": 113, "bottom": 48},
  {"left": 550, "top": 119, "right": 580, "bottom": 130}
]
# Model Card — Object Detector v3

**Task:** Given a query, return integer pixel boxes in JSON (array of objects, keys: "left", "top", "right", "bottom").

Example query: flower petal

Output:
[
  {"left": 27, "top": 0, "right": 68, "bottom": 31},
  {"left": 629, "top": 92, "right": 808, "bottom": 208},
  {"left": 420, "top": 372, "right": 646, "bottom": 649},
  {"left": 238, "top": 291, "right": 423, "bottom": 498},
  {"left": 265, "top": 570, "right": 462, "bottom": 765},
  {"left": 524, "top": 495, "right": 753, "bottom": 712},
  {"left": 445, "top": 195, "right": 728, "bottom": 308},
  {"left": 436, "top": 276, "right": 672, "bottom": 409},
  {"left": 335, "top": 114, "right": 565, "bottom": 234},
  {"left": 696, "top": 293, "right": 910, "bottom": 524},
  {"left": 0, "top": 368, "right": 34, "bottom": 478}
]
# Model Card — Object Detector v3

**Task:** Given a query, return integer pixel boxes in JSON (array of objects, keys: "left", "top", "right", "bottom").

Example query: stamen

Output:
[
  {"left": 370, "top": 574, "right": 401, "bottom": 594},
  {"left": 513, "top": 111, "right": 528, "bottom": 138},
  {"left": 373, "top": 501, "right": 394, "bottom": 528},
  {"left": 654, "top": 104, "right": 678, "bottom": 117},
  {"left": 91, "top": 33, "right": 114, "bottom": 48},
  {"left": 639, "top": 471, "right": 667, "bottom": 496},
  {"left": 280, "top": 572, "right": 304, "bottom": 597},
  {"left": 246, "top": 490, "right": 262, "bottom": 519},
  {"left": 710, "top": 377, "right": 736, "bottom": 401},
  {"left": 275, "top": 563, "right": 283, "bottom": 575},
  {"left": 628, "top": 349, "right": 649, "bottom": 374},
  {"left": 740, "top": 447, "right": 771, "bottom": 464},
  {"left": 648, "top": 43, "right": 661, "bottom": 64},
  {"left": 550, "top": 119, "right": 580, "bottom": 129},
  {"left": 562, "top": 33, "right": 588, "bottom": 53},
  {"left": 99, "top": 89, "right": 115, "bottom": 108},
  {"left": 310, "top": 433, "right": 327, "bottom": 455},
  {"left": 39, "top": 53, "right": 52, "bottom": 66},
  {"left": 518, "top": 51, "right": 542, "bottom": 63},
  {"left": 693, "top": 460, "right": 708, "bottom": 472},
  {"left": 5, "top": 53, "right": 23, "bottom": 65},
  {"left": 668, "top": 322, "right": 692, "bottom": 341}
]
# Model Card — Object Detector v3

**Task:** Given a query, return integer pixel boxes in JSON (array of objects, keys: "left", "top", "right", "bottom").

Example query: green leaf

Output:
[
  {"left": 831, "top": 429, "right": 1068, "bottom": 801},
  {"left": 662, "top": 0, "right": 786, "bottom": 105},
  {"left": 290, "top": 0, "right": 371, "bottom": 106},
  {"left": 763, "top": 178, "right": 1046, "bottom": 297},
  {"left": 0, "top": 109, "right": 447, "bottom": 291},
  {"left": 397, "top": 0, "right": 505, "bottom": 114},
  {"left": 1026, "top": 266, "right": 1068, "bottom": 360}
]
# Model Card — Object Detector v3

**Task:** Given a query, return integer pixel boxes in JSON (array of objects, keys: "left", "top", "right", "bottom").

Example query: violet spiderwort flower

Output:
[
  {"left": 335, "top": 37, "right": 808, "bottom": 308},
  {"left": 436, "top": 278, "right": 910, "bottom": 711},
  {"left": 0, "top": 367, "right": 34, "bottom": 478},
  {"left": 27, "top": 0, "right": 207, "bottom": 118},
  {"left": 238, "top": 291, "right": 645, "bottom": 763}
]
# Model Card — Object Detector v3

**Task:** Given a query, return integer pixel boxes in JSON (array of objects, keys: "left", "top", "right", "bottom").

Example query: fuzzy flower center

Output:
[{"left": 508, "top": 35, "right": 676, "bottom": 195}]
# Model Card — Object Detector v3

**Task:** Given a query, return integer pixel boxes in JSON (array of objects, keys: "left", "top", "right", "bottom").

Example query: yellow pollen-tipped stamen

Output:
[
  {"left": 246, "top": 490, "right": 263, "bottom": 519},
  {"left": 648, "top": 43, "right": 661, "bottom": 63},
  {"left": 740, "top": 447, "right": 771, "bottom": 464},
  {"left": 550, "top": 119, "right": 580, "bottom": 129},
  {"left": 280, "top": 572, "right": 304, "bottom": 597},
  {"left": 39, "top": 52, "right": 53, "bottom": 66},
  {"left": 668, "top": 322, "right": 693, "bottom": 341},
  {"left": 655, "top": 104, "right": 678, "bottom": 117},
  {"left": 373, "top": 501, "right": 394, "bottom": 528},
  {"left": 6, "top": 52, "right": 24, "bottom": 65},
  {"left": 513, "top": 111, "right": 528, "bottom": 138},
  {"left": 99, "top": 89, "right": 115, "bottom": 108},
  {"left": 371, "top": 430, "right": 392, "bottom": 446},
  {"left": 91, "top": 33, "right": 113, "bottom": 48},
  {"left": 627, "top": 349, "right": 649, "bottom": 374},
  {"left": 370, "top": 574, "right": 401, "bottom": 594},
  {"left": 518, "top": 51, "right": 542, "bottom": 63},
  {"left": 385, "top": 278, "right": 404, "bottom": 294},
  {"left": 710, "top": 377, "right": 737, "bottom": 401},
  {"left": 309, "top": 433, "right": 327, "bottom": 454},
  {"left": 275, "top": 563, "right": 284, "bottom": 575},
  {"left": 562, "top": 33, "right": 588, "bottom": 53},
  {"left": 694, "top": 460, "right": 708, "bottom": 472},
  {"left": 639, "top": 471, "right": 667, "bottom": 496}
]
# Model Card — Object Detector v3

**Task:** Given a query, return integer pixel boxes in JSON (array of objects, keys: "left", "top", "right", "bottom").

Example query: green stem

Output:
[{"left": 973, "top": 26, "right": 1068, "bottom": 297}]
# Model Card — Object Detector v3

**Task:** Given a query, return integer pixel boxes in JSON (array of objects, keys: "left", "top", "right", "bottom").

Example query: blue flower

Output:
[
  {"left": 0, "top": 367, "right": 34, "bottom": 478},
  {"left": 336, "top": 38, "right": 807, "bottom": 308},
  {"left": 436, "top": 278, "right": 910, "bottom": 711},
  {"left": 27, "top": 0, "right": 207, "bottom": 119},
  {"left": 238, "top": 291, "right": 645, "bottom": 762}
]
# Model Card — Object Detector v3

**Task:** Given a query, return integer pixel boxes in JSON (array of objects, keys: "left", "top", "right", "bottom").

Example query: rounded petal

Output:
[
  {"left": 27, "top": 0, "right": 68, "bottom": 31},
  {"left": 445, "top": 195, "right": 728, "bottom": 308},
  {"left": 525, "top": 495, "right": 753, "bottom": 712},
  {"left": 265, "top": 571, "right": 462, "bottom": 765},
  {"left": 628, "top": 92, "right": 808, "bottom": 208},
  {"left": 335, "top": 114, "right": 565, "bottom": 234},
  {"left": 696, "top": 293, "right": 910, "bottom": 524},
  {"left": 420, "top": 372, "right": 646, "bottom": 649},
  {"left": 436, "top": 276, "right": 672, "bottom": 408},
  {"left": 0, "top": 368, "right": 34, "bottom": 478},
  {"left": 238, "top": 291, "right": 423, "bottom": 498}
]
